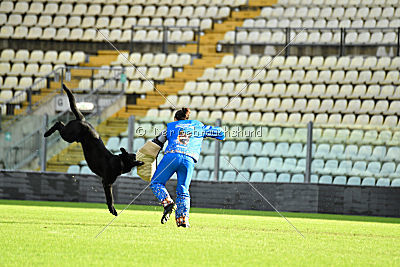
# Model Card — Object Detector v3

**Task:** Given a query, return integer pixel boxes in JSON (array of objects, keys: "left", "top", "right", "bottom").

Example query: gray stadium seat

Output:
[
  {"left": 195, "top": 170, "right": 210, "bottom": 181},
  {"left": 266, "top": 157, "right": 283, "bottom": 172},
  {"left": 261, "top": 142, "right": 275, "bottom": 157},
  {"left": 200, "top": 155, "right": 214, "bottom": 170},
  {"left": 287, "top": 143, "right": 304, "bottom": 158},
  {"left": 350, "top": 161, "right": 367, "bottom": 176},
  {"left": 221, "top": 141, "right": 236, "bottom": 155},
  {"left": 310, "top": 174, "right": 319, "bottom": 183},
  {"left": 80, "top": 166, "right": 95, "bottom": 175},
  {"left": 229, "top": 156, "right": 243, "bottom": 171},
  {"left": 391, "top": 179, "right": 400, "bottom": 187},
  {"left": 361, "top": 177, "right": 376, "bottom": 186},
  {"left": 67, "top": 165, "right": 80, "bottom": 174},
  {"left": 319, "top": 175, "right": 332, "bottom": 184},
  {"left": 380, "top": 162, "right": 395, "bottom": 177},
  {"left": 347, "top": 176, "right": 361, "bottom": 186},
  {"left": 376, "top": 178, "right": 390, "bottom": 187},
  {"left": 203, "top": 140, "right": 215, "bottom": 155},
  {"left": 277, "top": 173, "right": 290, "bottom": 183},
  {"left": 253, "top": 157, "right": 269, "bottom": 172},
  {"left": 273, "top": 142, "right": 290, "bottom": 157},
  {"left": 119, "top": 137, "right": 128, "bottom": 150},
  {"left": 264, "top": 172, "right": 277, "bottom": 182},
  {"left": 281, "top": 158, "right": 297, "bottom": 173},
  {"left": 242, "top": 156, "right": 256, "bottom": 171},
  {"left": 233, "top": 141, "right": 249, "bottom": 156},
  {"left": 133, "top": 138, "right": 146, "bottom": 151},
  {"left": 106, "top": 137, "right": 120, "bottom": 153},
  {"left": 250, "top": 172, "right": 263, "bottom": 182},
  {"left": 247, "top": 142, "right": 262, "bottom": 156},
  {"left": 221, "top": 171, "right": 236, "bottom": 182},
  {"left": 312, "top": 159, "right": 325, "bottom": 174},
  {"left": 333, "top": 176, "right": 347, "bottom": 185},
  {"left": 294, "top": 158, "right": 306, "bottom": 173},
  {"left": 291, "top": 174, "right": 304, "bottom": 183}
]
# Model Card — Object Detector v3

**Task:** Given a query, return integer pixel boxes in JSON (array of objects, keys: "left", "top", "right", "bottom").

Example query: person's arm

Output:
[
  {"left": 203, "top": 125, "right": 225, "bottom": 140},
  {"left": 152, "top": 129, "right": 167, "bottom": 148}
]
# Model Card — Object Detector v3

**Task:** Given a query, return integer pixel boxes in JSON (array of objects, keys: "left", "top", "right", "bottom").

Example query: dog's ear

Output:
[{"left": 120, "top": 147, "right": 127, "bottom": 154}]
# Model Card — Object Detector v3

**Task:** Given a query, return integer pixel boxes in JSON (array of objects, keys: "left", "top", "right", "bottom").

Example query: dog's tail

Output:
[{"left": 62, "top": 84, "right": 85, "bottom": 121}]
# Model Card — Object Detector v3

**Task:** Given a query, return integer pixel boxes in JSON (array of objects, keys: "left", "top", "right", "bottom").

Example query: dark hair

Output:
[{"left": 174, "top": 108, "right": 190, "bottom": 120}]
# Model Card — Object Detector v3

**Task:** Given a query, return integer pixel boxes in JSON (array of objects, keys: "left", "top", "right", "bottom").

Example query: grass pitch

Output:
[{"left": 0, "top": 200, "right": 399, "bottom": 266}]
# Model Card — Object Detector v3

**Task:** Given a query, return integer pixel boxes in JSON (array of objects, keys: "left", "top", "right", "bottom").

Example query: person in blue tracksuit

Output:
[{"left": 150, "top": 108, "right": 225, "bottom": 227}]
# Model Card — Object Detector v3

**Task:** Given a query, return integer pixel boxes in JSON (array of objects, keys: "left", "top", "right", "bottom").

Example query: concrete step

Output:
[
  {"left": 177, "top": 44, "right": 217, "bottom": 54},
  {"left": 248, "top": 0, "right": 277, "bottom": 6},
  {"left": 50, "top": 80, "right": 79, "bottom": 89},
  {"left": 81, "top": 55, "right": 118, "bottom": 67},
  {"left": 46, "top": 165, "right": 68, "bottom": 172},
  {"left": 70, "top": 69, "right": 93, "bottom": 77},
  {"left": 98, "top": 50, "right": 129, "bottom": 55}
]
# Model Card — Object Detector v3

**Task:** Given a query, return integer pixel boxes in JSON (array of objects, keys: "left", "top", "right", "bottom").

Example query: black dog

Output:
[{"left": 44, "top": 84, "right": 143, "bottom": 216}]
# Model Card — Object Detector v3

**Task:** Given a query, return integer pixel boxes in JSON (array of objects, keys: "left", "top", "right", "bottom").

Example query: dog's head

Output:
[{"left": 119, "top": 148, "right": 144, "bottom": 174}]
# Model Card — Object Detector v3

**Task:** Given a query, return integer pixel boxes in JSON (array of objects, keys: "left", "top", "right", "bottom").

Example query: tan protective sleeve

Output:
[
  {"left": 136, "top": 141, "right": 162, "bottom": 182},
  {"left": 138, "top": 141, "right": 161, "bottom": 157}
]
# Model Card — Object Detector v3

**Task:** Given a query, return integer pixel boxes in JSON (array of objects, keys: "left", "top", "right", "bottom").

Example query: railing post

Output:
[
  {"left": 397, "top": 27, "right": 400, "bottom": 56},
  {"left": 27, "top": 88, "right": 32, "bottom": 114},
  {"left": 305, "top": 121, "right": 313, "bottom": 183},
  {"left": 340, "top": 28, "right": 345, "bottom": 56},
  {"left": 214, "top": 118, "right": 221, "bottom": 181},
  {"left": 162, "top": 26, "right": 168, "bottom": 53},
  {"left": 285, "top": 27, "right": 290, "bottom": 56},
  {"left": 96, "top": 88, "right": 100, "bottom": 124},
  {"left": 40, "top": 114, "right": 48, "bottom": 172},
  {"left": 91, "top": 69, "right": 94, "bottom": 91},
  {"left": 233, "top": 27, "right": 237, "bottom": 56},
  {"left": 60, "top": 67, "right": 64, "bottom": 93},
  {"left": 130, "top": 26, "right": 134, "bottom": 54},
  {"left": 127, "top": 115, "right": 135, "bottom": 153}
]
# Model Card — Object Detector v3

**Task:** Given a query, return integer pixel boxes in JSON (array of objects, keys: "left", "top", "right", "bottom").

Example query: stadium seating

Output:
[
  {"left": 2, "top": 0, "right": 399, "bottom": 189},
  {"left": 0, "top": 0, "right": 251, "bottom": 42},
  {"left": 96, "top": 120, "right": 400, "bottom": 185}
]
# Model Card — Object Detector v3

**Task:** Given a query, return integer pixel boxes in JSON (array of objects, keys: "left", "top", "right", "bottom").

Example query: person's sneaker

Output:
[
  {"left": 176, "top": 216, "right": 190, "bottom": 228},
  {"left": 177, "top": 223, "right": 191, "bottom": 228},
  {"left": 161, "top": 203, "right": 176, "bottom": 224}
]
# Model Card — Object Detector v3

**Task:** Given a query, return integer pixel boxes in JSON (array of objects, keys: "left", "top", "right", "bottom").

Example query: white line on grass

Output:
[
  {"left": 223, "top": 28, "right": 306, "bottom": 110},
  {"left": 95, "top": 158, "right": 176, "bottom": 238},
  {"left": 95, "top": 27, "right": 177, "bottom": 109},
  {"left": 223, "top": 156, "right": 305, "bottom": 238}
]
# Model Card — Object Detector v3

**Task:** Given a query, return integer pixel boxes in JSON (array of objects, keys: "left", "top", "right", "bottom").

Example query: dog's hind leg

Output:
[
  {"left": 103, "top": 181, "right": 118, "bottom": 216},
  {"left": 44, "top": 121, "right": 65, "bottom": 137}
]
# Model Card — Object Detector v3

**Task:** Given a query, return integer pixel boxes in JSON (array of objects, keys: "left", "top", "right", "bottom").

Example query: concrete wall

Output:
[{"left": 0, "top": 170, "right": 399, "bottom": 217}]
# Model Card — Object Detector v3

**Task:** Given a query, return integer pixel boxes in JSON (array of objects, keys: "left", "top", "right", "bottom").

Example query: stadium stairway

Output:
[
  {"left": 115, "top": 0, "right": 277, "bottom": 118},
  {"left": 45, "top": 0, "right": 277, "bottom": 172}
]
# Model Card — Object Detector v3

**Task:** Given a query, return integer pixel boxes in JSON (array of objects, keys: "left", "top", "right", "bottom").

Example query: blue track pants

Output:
[{"left": 150, "top": 153, "right": 194, "bottom": 219}]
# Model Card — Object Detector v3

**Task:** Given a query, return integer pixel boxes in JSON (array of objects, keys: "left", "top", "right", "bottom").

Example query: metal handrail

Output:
[
  {"left": 130, "top": 25, "right": 201, "bottom": 55},
  {"left": 237, "top": 26, "right": 400, "bottom": 31},
  {"left": 227, "top": 26, "right": 400, "bottom": 56}
]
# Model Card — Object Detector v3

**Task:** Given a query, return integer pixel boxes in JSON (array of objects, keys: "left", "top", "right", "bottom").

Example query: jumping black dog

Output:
[{"left": 44, "top": 84, "right": 143, "bottom": 216}]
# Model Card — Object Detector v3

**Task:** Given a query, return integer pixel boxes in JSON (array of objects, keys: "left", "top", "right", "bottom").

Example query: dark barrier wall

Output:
[{"left": 0, "top": 170, "right": 399, "bottom": 217}]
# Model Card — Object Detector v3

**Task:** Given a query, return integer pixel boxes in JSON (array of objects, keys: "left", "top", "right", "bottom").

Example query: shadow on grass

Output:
[{"left": 1, "top": 199, "right": 399, "bottom": 224}]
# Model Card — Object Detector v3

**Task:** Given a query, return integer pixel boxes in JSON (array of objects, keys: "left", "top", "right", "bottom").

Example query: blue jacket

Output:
[{"left": 164, "top": 120, "right": 225, "bottom": 162}]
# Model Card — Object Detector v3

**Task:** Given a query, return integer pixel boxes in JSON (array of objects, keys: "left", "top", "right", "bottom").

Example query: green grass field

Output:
[{"left": 1, "top": 200, "right": 399, "bottom": 266}]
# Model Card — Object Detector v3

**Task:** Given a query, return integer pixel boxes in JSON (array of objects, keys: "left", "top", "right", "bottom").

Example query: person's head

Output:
[{"left": 174, "top": 108, "right": 190, "bottom": 121}]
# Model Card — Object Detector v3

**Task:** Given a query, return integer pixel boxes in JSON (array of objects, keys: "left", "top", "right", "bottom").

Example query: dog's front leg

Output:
[{"left": 103, "top": 182, "right": 117, "bottom": 216}]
